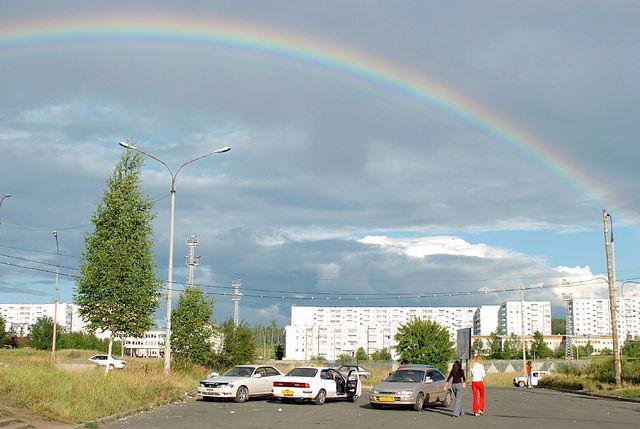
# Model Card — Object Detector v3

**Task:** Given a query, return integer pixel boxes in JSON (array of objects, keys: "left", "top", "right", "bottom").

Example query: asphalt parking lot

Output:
[{"left": 104, "top": 387, "right": 639, "bottom": 429}]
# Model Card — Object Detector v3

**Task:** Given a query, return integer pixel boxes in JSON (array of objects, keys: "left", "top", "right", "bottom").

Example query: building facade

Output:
[
  {"left": 473, "top": 305, "right": 501, "bottom": 336},
  {"left": 498, "top": 301, "right": 552, "bottom": 336},
  {"left": 0, "top": 303, "right": 86, "bottom": 336},
  {"left": 285, "top": 306, "right": 477, "bottom": 361},
  {"left": 568, "top": 297, "right": 640, "bottom": 343}
]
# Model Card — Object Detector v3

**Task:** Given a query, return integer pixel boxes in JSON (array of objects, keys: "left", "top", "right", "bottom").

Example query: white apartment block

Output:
[
  {"left": 473, "top": 305, "right": 501, "bottom": 336},
  {"left": 498, "top": 301, "right": 551, "bottom": 336},
  {"left": 0, "top": 303, "right": 87, "bottom": 336},
  {"left": 285, "top": 306, "right": 476, "bottom": 361},
  {"left": 123, "top": 330, "right": 166, "bottom": 358},
  {"left": 568, "top": 297, "right": 640, "bottom": 343}
]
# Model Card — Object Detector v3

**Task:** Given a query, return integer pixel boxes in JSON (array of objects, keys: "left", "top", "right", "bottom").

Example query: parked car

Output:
[
  {"left": 197, "top": 365, "right": 282, "bottom": 403},
  {"left": 513, "top": 370, "right": 550, "bottom": 387},
  {"left": 88, "top": 354, "right": 126, "bottom": 369},
  {"left": 369, "top": 364, "right": 452, "bottom": 411},
  {"left": 336, "top": 364, "right": 372, "bottom": 379},
  {"left": 272, "top": 366, "right": 361, "bottom": 405}
]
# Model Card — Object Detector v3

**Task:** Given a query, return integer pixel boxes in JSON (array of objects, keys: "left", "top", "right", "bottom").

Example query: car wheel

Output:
[
  {"left": 413, "top": 393, "right": 425, "bottom": 412},
  {"left": 370, "top": 403, "right": 383, "bottom": 409},
  {"left": 234, "top": 386, "right": 248, "bottom": 403},
  {"left": 314, "top": 389, "right": 326, "bottom": 405},
  {"left": 440, "top": 390, "right": 453, "bottom": 407},
  {"left": 518, "top": 381, "right": 525, "bottom": 388}
]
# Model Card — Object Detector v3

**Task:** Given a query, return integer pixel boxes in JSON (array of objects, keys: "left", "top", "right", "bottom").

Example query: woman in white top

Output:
[{"left": 470, "top": 355, "right": 486, "bottom": 416}]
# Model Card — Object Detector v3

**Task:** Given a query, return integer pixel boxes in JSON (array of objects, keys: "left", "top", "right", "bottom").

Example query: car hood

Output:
[
  {"left": 200, "top": 376, "right": 249, "bottom": 384},
  {"left": 372, "top": 381, "right": 423, "bottom": 392}
]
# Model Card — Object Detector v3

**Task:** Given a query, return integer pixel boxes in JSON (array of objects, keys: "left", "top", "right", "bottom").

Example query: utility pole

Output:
[
  {"left": 51, "top": 231, "right": 59, "bottom": 366},
  {"left": 520, "top": 289, "right": 527, "bottom": 372},
  {"left": 603, "top": 210, "right": 622, "bottom": 389},
  {"left": 185, "top": 235, "right": 200, "bottom": 288},
  {"left": 232, "top": 279, "right": 242, "bottom": 327},
  {"left": 562, "top": 292, "right": 574, "bottom": 360}
]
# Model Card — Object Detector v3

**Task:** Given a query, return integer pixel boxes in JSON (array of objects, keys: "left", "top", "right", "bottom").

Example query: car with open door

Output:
[
  {"left": 197, "top": 364, "right": 282, "bottom": 403},
  {"left": 369, "top": 364, "right": 452, "bottom": 411},
  {"left": 272, "top": 366, "right": 361, "bottom": 405}
]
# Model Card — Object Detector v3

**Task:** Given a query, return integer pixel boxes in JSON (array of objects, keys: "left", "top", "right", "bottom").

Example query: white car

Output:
[
  {"left": 88, "top": 354, "right": 126, "bottom": 369},
  {"left": 272, "top": 366, "right": 361, "bottom": 405},
  {"left": 197, "top": 365, "right": 282, "bottom": 403},
  {"left": 513, "top": 370, "right": 550, "bottom": 387}
]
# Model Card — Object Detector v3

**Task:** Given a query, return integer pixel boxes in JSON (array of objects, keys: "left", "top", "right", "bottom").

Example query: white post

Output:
[{"left": 164, "top": 187, "right": 176, "bottom": 374}]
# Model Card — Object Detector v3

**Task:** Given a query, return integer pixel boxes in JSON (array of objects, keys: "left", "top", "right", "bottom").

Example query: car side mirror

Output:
[{"left": 254, "top": 373, "right": 262, "bottom": 378}]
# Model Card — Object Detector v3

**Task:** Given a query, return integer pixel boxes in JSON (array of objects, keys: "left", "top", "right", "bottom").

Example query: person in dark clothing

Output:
[{"left": 446, "top": 360, "right": 466, "bottom": 417}]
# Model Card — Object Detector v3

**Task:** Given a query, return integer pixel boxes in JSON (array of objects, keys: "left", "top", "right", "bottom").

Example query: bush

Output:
[
  {"left": 555, "top": 361, "right": 582, "bottom": 377},
  {"left": 538, "top": 374, "right": 583, "bottom": 390}
]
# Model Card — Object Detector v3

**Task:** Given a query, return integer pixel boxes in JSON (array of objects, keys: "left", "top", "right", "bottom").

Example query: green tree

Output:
[
  {"left": 622, "top": 338, "right": 640, "bottom": 358},
  {"left": 171, "top": 286, "right": 215, "bottom": 365},
  {"left": 487, "top": 331, "right": 502, "bottom": 359},
  {"left": 30, "top": 317, "right": 61, "bottom": 350},
  {"left": 529, "top": 331, "right": 552, "bottom": 359},
  {"left": 336, "top": 353, "right": 353, "bottom": 362},
  {"left": 212, "top": 319, "right": 256, "bottom": 371},
  {"left": 394, "top": 318, "right": 454, "bottom": 373},
  {"left": 370, "top": 348, "right": 392, "bottom": 361},
  {"left": 472, "top": 338, "right": 486, "bottom": 357},
  {"left": 76, "top": 151, "right": 161, "bottom": 372},
  {"left": 501, "top": 334, "right": 523, "bottom": 359},
  {"left": 552, "top": 318, "right": 566, "bottom": 335},
  {"left": 356, "top": 347, "right": 369, "bottom": 361},
  {"left": 0, "top": 315, "right": 9, "bottom": 346},
  {"left": 274, "top": 344, "right": 284, "bottom": 360}
]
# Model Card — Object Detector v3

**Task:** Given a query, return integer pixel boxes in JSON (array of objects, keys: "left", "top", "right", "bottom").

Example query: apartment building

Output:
[
  {"left": 498, "top": 301, "right": 552, "bottom": 336},
  {"left": 284, "top": 306, "right": 477, "bottom": 361},
  {"left": 0, "top": 303, "right": 86, "bottom": 335},
  {"left": 568, "top": 297, "right": 640, "bottom": 343},
  {"left": 473, "top": 305, "right": 501, "bottom": 336}
]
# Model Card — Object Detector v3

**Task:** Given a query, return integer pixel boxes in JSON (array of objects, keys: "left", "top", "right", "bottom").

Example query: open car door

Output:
[{"left": 346, "top": 368, "right": 361, "bottom": 402}]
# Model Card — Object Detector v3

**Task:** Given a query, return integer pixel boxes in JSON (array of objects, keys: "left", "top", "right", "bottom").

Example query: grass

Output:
[{"left": 0, "top": 349, "right": 207, "bottom": 423}]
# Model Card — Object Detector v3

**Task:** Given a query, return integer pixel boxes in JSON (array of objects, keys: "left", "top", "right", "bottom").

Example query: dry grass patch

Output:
[{"left": 0, "top": 349, "right": 207, "bottom": 423}]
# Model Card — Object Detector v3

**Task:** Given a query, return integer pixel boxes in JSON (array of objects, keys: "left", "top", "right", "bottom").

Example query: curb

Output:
[
  {"left": 542, "top": 387, "right": 640, "bottom": 404},
  {"left": 72, "top": 395, "right": 194, "bottom": 428}
]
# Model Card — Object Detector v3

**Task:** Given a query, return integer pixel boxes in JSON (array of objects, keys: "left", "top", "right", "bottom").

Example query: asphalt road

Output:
[{"left": 104, "top": 387, "right": 639, "bottom": 429}]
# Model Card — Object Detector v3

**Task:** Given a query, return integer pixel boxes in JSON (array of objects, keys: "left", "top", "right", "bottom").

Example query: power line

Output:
[{"left": 0, "top": 253, "right": 80, "bottom": 271}]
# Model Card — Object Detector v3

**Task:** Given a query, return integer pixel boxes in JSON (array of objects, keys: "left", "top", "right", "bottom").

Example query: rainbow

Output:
[{"left": 1, "top": 12, "right": 636, "bottom": 225}]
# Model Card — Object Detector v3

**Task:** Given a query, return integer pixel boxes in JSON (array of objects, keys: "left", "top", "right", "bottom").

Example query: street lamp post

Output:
[
  {"left": 0, "top": 194, "right": 11, "bottom": 224},
  {"left": 51, "top": 231, "right": 60, "bottom": 366},
  {"left": 118, "top": 141, "right": 231, "bottom": 373}
]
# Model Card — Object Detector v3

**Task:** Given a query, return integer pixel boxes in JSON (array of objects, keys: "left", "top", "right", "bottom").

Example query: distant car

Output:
[
  {"left": 369, "top": 365, "right": 452, "bottom": 411},
  {"left": 272, "top": 366, "right": 361, "bottom": 405},
  {"left": 513, "top": 370, "right": 550, "bottom": 387},
  {"left": 197, "top": 365, "right": 282, "bottom": 403},
  {"left": 88, "top": 354, "right": 126, "bottom": 369},
  {"left": 336, "top": 364, "right": 372, "bottom": 379}
]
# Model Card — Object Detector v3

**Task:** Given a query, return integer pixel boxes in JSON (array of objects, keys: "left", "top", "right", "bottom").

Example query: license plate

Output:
[
  {"left": 379, "top": 396, "right": 395, "bottom": 402},
  {"left": 282, "top": 390, "right": 294, "bottom": 397}
]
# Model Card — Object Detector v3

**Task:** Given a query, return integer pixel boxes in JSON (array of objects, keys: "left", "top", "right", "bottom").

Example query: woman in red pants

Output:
[{"left": 470, "top": 355, "right": 486, "bottom": 416}]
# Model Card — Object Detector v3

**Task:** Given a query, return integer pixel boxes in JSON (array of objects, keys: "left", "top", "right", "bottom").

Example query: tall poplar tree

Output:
[
  {"left": 171, "top": 286, "right": 215, "bottom": 365},
  {"left": 76, "top": 151, "right": 160, "bottom": 372}
]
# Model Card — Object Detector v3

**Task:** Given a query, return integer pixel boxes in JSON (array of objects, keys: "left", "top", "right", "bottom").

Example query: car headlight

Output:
[
  {"left": 199, "top": 382, "right": 205, "bottom": 387},
  {"left": 399, "top": 390, "right": 415, "bottom": 395}
]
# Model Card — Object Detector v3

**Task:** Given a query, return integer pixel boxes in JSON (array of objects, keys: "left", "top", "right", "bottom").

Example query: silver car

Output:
[
  {"left": 369, "top": 365, "right": 452, "bottom": 411},
  {"left": 197, "top": 365, "right": 282, "bottom": 403}
]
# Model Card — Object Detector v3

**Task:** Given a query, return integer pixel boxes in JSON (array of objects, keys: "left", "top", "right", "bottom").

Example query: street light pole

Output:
[
  {"left": 0, "top": 194, "right": 11, "bottom": 225},
  {"left": 51, "top": 230, "right": 60, "bottom": 366},
  {"left": 603, "top": 210, "right": 622, "bottom": 389},
  {"left": 118, "top": 141, "right": 231, "bottom": 373}
]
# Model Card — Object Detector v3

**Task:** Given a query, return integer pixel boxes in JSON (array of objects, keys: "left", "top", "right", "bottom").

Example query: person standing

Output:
[
  {"left": 471, "top": 355, "right": 486, "bottom": 416},
  {"left": 525, "top": 360, "right": 533, "bottom": 389},
  {"left": 446, "top": 360, "right": 466, "bottom": 417}
]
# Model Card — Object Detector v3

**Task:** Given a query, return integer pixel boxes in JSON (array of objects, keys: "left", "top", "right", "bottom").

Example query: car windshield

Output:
[
  {"left": 224, "top": 366, "right": 255, "bottom": 377},
  {"left": 286, "top": 368, "right": 318, "bottom": 377},
  {"left": 385, "top": 370, "right": 425, "bottom": 383}
]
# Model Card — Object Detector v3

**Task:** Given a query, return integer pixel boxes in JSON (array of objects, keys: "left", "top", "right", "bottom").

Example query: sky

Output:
[{"left": 1, "top": 1, "right": 639, "bottom": 326}]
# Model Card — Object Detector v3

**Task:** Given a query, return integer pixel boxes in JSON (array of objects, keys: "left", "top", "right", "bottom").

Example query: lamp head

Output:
[
  {"left": 118, "top": 141, "right": 135, "bottom": 149},
  {"left": 214, "top": 146, "right": 231, "bottom": 154}
]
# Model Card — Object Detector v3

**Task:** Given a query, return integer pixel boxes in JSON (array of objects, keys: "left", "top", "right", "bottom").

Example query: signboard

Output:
[{"left": 456, "top": 328, "right": 472, "bottom": 360}]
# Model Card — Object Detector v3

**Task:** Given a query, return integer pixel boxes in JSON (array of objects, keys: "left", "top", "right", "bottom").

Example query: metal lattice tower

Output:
[
  {"left": 232, "top": 279, "right": 242, "bottom": 327},
  {"left": 562, "top": 292, "right": 574, "bottom": 360},
  {"left": 185, "top": 235, "right": 200, "bottom": 288}
]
